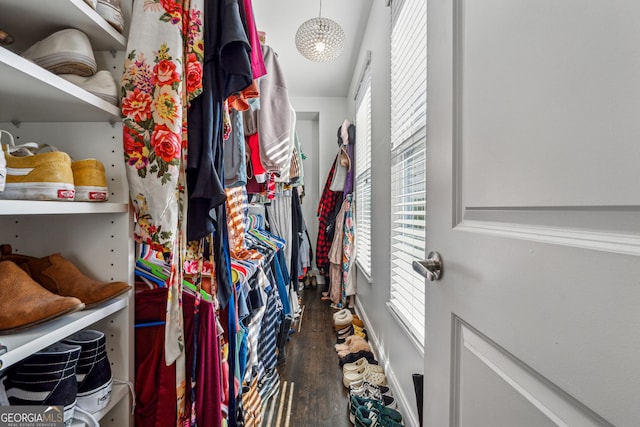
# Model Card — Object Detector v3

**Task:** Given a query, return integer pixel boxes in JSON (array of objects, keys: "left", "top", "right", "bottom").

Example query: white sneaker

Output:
[
  {"left": 59, "top": 71, "right": 118, "bottom": 105},
  {"left": 22, "top": 28, "right": 97, "bottom": 77}
]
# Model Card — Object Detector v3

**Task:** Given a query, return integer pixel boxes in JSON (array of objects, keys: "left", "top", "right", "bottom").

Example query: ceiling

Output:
[{"left": 252, "top": 0, "right": 373, "bottom": 98}]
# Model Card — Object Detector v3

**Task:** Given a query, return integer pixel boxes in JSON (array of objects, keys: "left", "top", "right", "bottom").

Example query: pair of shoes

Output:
[
  {"left": 0, "top": 130, "right": 109, "bottom": 202},
  {"left": 343, "top": 357, "right": 379, "bottom": 374},
  {"left": 21, "top": 29, "right": 118, "bottom": 104},
  {"left": 334, "top": 308, "right": 353, "bottom": 327},
  {"left": 339, "top": 349, "right": 377, "bottom": 368},
  {"left": 0, "top": 245, "right": 130, "bottom": 333},
  {"left": 3, "top": 329, "right": 113, "bottom": 426},
  {"left": 343, "top": 363, "right": 386, "bottom": 389},
  {"left": 349, "top": 395, "right": 399, "bottom": 424},
  {"left": 355, "top": 402, "right": 404, "bottom": 427},
  {"left": 81, "top": 0, "right": 125, "bottom": 33}
]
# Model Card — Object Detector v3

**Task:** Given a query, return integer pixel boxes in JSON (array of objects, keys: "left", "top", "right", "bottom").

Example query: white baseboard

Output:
[{"left": 355, "top": 300, "right": 420, "bottom": 427}]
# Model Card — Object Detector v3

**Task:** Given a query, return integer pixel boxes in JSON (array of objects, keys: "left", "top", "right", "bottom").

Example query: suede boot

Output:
[
  {"left": 0, "top": 261, "right": 85, "bottom": 334},
  {"left": 23, "top": 254, "right": 130, "bottom": 308}
]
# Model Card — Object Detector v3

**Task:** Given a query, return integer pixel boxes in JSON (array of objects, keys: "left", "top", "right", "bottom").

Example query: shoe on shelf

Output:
[
  {"left": 72, "top": 158, "right": 109, "bottom": 202},
  {"left": 0, "top": 29, "right": 14, "bottom": 45},
  {"left": 63, "top": 330, "right": 113, "bottom": 412},
  {"left": 0, "top": 131, "right": 75, "bottom": 201},
  {"left": 59, "top": 71, "right": 119, "bottom": 106},
  {"left": 4, "top": 342, "right": 82, "bottom": 426},
  {"left": 22, "top": 28, "right": 97, "bottom": 76},
  {"left": 83, "top": 0, "right": 98, "bottom": 9},
  {"left": 0, "top": 261, "right": 85, "bottom": 334},
  {"left": 21, "top": 253, "right": 131, "bottom": 308},
  {"left": 97, "top": 0, "right": 125, "bottom": 33},
  {"left": 0, "top": 140, "right": 5, "bottom": 192}
]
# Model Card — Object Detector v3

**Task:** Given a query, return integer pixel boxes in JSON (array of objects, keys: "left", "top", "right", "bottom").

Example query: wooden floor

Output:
[{"left": 263, "top": 285, "right": 352, "bottom": 427}]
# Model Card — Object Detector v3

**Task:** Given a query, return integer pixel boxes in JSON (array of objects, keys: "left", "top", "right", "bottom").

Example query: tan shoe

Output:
[
  {"left": 22, "top": 254, "right": 130, "bottom": 308},
  {"left": 71, "top": 158, "right": 109, "bottom": 202},
  {"left": 0, "top": 261, "right": 85, "bottom": 334}
]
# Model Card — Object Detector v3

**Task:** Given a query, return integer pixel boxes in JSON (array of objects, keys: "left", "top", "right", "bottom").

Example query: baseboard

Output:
[{"left": 355, "top": 300, "right": 420, "bottom": 427}]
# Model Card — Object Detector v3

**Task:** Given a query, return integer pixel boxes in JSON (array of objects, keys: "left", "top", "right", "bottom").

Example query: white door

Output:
[{"left": 424, "top": 1, "right": 640, "bottom": 426}]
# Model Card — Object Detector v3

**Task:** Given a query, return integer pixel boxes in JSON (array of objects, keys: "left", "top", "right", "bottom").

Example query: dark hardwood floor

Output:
[{"left": 263, "top": 285, "right": 352, "bottom": 427}]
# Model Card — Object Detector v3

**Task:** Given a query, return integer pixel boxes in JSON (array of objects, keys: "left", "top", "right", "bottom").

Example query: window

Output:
[
  {"left": 355, "top": 61, "right": 372, "bottom": 280},
  {"left": 388, "top": 0, "right": 427, "bottom": 345}
]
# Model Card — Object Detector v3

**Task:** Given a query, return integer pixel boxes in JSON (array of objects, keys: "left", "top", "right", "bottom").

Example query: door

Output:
[{"left": 425, "top": 1, "right": 640, "bottom": 426}]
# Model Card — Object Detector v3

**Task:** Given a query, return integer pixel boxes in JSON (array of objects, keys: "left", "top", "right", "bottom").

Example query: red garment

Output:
[
  {"left": 243, "top": 0, "right": 266, "bottom": 79},
  {"left": 135, "top": 285, "right": 223, "bottom": 427},
  {"left": 134, "top": 286, "right": 177, "bottom": 427},
  {"left": 316, "top": 156, "right": 343, "bottom": 273}
]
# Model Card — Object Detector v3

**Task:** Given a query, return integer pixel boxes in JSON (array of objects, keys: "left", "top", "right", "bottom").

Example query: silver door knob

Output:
[{"left": 412, "top": 251, "right": 443, "bottom": 281}]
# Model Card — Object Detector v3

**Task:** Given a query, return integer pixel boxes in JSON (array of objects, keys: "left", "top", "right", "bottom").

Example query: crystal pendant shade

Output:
[{"left": 295, "top": 17, "right": 345, "bottom": 62}]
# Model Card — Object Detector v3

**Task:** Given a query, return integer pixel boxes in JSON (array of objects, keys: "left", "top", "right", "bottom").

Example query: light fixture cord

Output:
[{"left": 319, "top": 0, "right": 322, "bottom": 18}]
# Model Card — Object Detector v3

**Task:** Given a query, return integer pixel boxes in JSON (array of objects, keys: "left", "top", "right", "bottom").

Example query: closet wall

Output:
[
  {"left": 0, "top": 1, "right": 133, "bottom": 425},
  {"left": 346, "top": 2, "right": 422, "bottom": 427}
]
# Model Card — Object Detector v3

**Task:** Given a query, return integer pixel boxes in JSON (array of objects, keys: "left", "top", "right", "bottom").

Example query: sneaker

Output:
[
  {"left": 355, "top": 405, "right": 404, "bottom": 427},
  {"left": 62, "top": 330, "right": 113, "bottom": 412},
  {"left": 4, "top": 342, "right": 81, "bottom": 427},
  {"left": 22, "top": 29, "right": 97, "bottom": 77},
  {"left": 72, "top": 158, "right": 109, "bottom": 201},
  {"left": 0, "top": 141, "right": 75, "bottom": 201},
  {"left": 59, "top": 71, "right": 119, "bottom": 106},
  {"left": 349, "top": 395, "right": 399, "bottom": 424},
  {"left": 97, "top": 0, "right": 125, "bottom": 33}
]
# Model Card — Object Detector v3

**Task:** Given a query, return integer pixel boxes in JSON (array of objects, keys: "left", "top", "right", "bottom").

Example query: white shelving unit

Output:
[{"left": 0, "top": 2, "right": 134, "bottom": 426}]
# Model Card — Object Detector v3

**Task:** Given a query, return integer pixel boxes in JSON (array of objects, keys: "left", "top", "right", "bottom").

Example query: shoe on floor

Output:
[
  {"left": 72, "top": 158, "right": 109, "bottom": 201},
  {"left": 21, "top": 253, "right": 131, "bottom": 308},
  {"left": 4, "top": 342, "right": 82, "bottom": 426},
  {"left": 22, "top": 28, "right": 97, "bottom": 76},
  {"left": 0, "top": 261, "right": 85, "bottom": 334},
  {"left": 63, "top": 330, "right": 113, "bottom": 412},
  {"left": 0, "top": 135, "right": 75, "bottom": 201},
  {"left": 350, "top": 395, "right": 399, "bottom": 424},
  {"left": 355, "top": 403, "right": 404, "bottom": 427}
]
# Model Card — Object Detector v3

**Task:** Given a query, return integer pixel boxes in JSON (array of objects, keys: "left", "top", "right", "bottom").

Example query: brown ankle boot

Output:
[
  {"left": 0, "top": 261, "right": 85, "bottom": 334},
  {"left": 22, "top": 254, "right": 131, "bottom": 308}
]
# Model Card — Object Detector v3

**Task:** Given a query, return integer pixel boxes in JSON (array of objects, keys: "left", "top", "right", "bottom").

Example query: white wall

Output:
[
  {"left": 295, "top": 118, "right": 320, "bottom": 267},
  {"left": 291, "top": 97, "right": 348, "bottom": 273},
  {"left": 347, "top": 2, "right": 423, "bottom": 426}
]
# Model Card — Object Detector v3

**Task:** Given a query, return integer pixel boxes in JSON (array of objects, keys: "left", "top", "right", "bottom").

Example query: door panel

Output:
[
  {"left": 426, "top": 0, "right": 640, "bottom": 426},
  {"left": 453, "top": 319, "right": 613, "bottom": 427}
]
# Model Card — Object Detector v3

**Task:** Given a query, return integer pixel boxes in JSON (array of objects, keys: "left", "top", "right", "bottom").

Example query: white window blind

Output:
[
  {"left": 355, "top": 64, "right": 372, "bottom": 280},
  {"left": 388, "top": 0, "right": 427, "bottom": 346}
]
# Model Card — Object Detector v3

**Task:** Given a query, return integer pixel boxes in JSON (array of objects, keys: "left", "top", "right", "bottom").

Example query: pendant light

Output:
[{"left": 295, "top": 0, "right": 345, "bottom": 62}]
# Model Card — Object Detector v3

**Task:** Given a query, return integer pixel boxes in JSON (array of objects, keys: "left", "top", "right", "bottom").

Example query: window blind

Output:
[
  {"left": 388, "top": 0, "right": 427, "bottom": 345},
  {"left": 355, "top": 64, "right": 372, "bottom": 280}
]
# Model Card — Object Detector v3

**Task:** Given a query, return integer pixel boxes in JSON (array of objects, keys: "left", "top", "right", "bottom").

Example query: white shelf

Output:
[
  {"left": 0, "top": 200, "right": 129, "bottom": 215},
  {"left": 0, "top": 294, "right": 129, "bottom": 370},
  {"left": 70, "top": 384, "right": 130, "bottom": 426},
  {"left": 0, "top": 48, "right": 122, "bottom": 123},
  {"left": 0, "top": 0, "right": 126, "bottom": 52}
]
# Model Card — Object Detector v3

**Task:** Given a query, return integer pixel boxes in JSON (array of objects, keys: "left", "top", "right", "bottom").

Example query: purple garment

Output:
[{"left": 343, "top": 141, "right": 355, "bottom": 196}]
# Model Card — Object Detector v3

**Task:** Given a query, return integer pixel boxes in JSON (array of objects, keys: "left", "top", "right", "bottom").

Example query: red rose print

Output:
[
  {"left": 153, "top": 59, "right": 180, "bottom": 86},
  {"left": 151, "top": 124, "right": 181, "bottom": 163},
  {"left": 186, "top": 54, "right": 203, "bottom": 94}
]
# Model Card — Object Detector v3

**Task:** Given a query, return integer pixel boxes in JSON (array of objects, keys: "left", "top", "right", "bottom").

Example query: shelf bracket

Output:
[
  {"left": 110, "top": 49, "right": 117, "bottom": 59},
  {"left": 11, "top": 120, "right": 21, "bottom": 128}
]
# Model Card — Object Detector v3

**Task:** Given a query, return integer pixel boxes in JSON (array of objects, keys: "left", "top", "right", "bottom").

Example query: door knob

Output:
[{"left": 412, "top": 251, "right": 443, "bottom": 281}]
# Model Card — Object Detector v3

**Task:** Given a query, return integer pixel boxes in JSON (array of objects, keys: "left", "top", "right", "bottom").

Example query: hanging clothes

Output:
[{"left": 316, "top": 158, "right": 343, "bottom": 276}]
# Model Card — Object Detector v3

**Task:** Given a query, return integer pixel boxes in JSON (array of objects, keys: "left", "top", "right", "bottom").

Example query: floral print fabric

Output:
[{"left": 122, "top": 0, "right": 203, "bottom": 255}]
